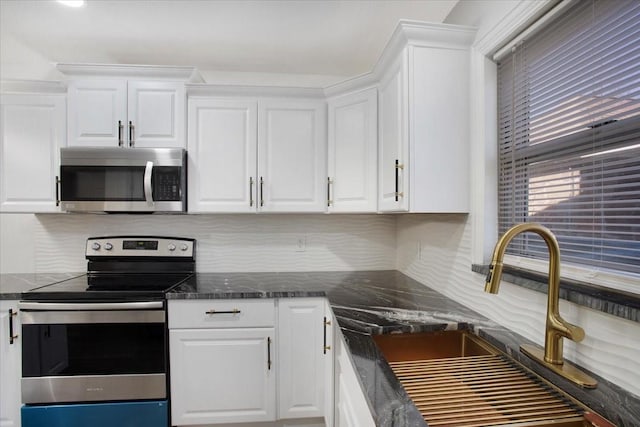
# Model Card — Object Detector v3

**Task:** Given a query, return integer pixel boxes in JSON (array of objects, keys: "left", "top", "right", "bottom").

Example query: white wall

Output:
[
  {"left": 0, "top": 213, "right": 396, "bottom": 273},
  {"left": 0, "top": 33, "right": 64, "bottom": 81}
]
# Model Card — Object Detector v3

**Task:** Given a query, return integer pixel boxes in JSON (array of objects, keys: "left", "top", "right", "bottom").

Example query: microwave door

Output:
[{"left": 60, "top": 165, "right": 147, "bottom": 212}]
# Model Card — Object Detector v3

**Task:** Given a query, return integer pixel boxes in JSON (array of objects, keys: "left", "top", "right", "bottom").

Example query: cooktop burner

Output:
[{"left": 22, "top": 236, "right": 196, "bottom": 302}]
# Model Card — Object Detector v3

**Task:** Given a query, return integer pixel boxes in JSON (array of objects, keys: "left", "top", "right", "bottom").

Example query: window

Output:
[{"left": 497, "top": 0, "right": 640, "bottom": 276}]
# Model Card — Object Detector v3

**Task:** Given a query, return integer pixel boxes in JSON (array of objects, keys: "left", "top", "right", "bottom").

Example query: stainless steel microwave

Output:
[{"left": 59, "top": 147, "right": 186, "bottom": 213}]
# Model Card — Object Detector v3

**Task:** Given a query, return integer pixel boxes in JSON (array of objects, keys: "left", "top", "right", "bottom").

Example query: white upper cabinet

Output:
[
  {"left": 327, "top": 88, "right": 378, "bottom": 213},
  {"left": 60, "top": 64, "right": 197, "bottom": 149},
  {"left": 68, "top": 80, "right": 185, "bottom": 148},
  {"left": 258, "top": 99, "right": 327, "bottom": 213},
  {"left": 67, "top": 79, "right": 126, "bottom": 147},
  {"left": 378, "top": 53, "right": 408, "bottom": 212},
  {"left": 0, "top": 91, "right": 66, "bottom": 213},
  {"left": 187, "top": 90, "right": 327, "bottom": 213},
  {"left": 188, "top": 98, "right": 257, "bottom": 212},
  {"left": 377, "top": 23, "right": 475, "bottom": 213}
]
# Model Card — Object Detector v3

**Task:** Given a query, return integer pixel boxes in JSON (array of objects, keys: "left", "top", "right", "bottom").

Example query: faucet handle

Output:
[{"left": 565, "top": 322, "right": 585, "bottom": 343}]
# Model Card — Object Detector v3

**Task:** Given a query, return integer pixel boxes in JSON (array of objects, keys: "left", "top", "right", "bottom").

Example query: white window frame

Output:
[{"left": 469, "top": 0, "right": 640, "bottom": 295}]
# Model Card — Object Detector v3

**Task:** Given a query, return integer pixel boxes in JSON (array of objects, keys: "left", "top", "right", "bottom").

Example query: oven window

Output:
[
  {"left": 22, "top": 322, "right": 165, "bottom": 377},
  {"left": 61, "top": 166, "right": 145, "bottom": 201}
]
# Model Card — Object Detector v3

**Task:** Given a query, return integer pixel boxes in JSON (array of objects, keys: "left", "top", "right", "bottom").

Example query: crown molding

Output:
[
  {"left": 473, "top": 0, "right": 558, "bottom": 56},
  {"left": 373, "top": 20, "right": 476, "bottom": 78},
  {"left": 1, "top": 79, "right": 67, "bottom": 94},
  {"left": 323, "top": 72, "right": 377, "bottom": 98},
  {"left": 186, "top": 83, "right": 325, "bottom": 99},
  {"left": 56, "top": 63, "right": 204, "bottom": 82}
]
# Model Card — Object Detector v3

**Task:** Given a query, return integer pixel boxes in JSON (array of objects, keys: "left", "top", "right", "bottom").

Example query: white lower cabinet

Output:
[
  {"left": 0, "top": 301, "right": 21, "bottom": 427},
  {"left": 277, "top": 299, "right": 333, "bottom": 424},
  {"left": 334, "top": 331, "right": 375, "bottom": 427},
  {"left": 170, "top": 328, "right": 276, "bottom": 425},
  {"left": 169, "top": 298, "right": 336, "bottom": 427},
  {"left": 169, "top": 300, "right": 276, "bottom": 425}
]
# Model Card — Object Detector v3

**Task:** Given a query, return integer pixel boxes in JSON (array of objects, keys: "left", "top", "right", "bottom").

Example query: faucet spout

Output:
[{"left": 485, "top": 223, "right": 597, "bottom": 388}]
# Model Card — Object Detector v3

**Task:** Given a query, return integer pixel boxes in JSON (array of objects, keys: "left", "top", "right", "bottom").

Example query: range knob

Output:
[
  {"left": 168, "top": 243, "right": 177, "bottom": 252},
  {"left": 180, "top": 244, "right": 189, "bottom": 251},
  {"left": 104, "top": 243, "right": 113, "bottom": 251},
  {"left": 91, "top": 242, "right": 101, "bottom": 251}
]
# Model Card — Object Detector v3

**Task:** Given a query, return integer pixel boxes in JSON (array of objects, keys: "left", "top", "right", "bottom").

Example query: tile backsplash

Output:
[{"left": 22, "top": 213, "right": 396, "bottom": 273}]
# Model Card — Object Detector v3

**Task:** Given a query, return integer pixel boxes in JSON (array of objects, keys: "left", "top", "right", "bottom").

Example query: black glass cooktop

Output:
[{"left": 22, "top": 273, "right": 195, "bottom": 302}]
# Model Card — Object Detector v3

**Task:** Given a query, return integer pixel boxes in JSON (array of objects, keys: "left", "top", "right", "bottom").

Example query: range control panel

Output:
[{"left": 86, "top": 236, "right": 195, "bottom": 258}]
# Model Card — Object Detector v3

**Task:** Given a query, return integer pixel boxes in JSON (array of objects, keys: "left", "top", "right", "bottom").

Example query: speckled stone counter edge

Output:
[{"left": 472, "top": 264, "right": 640, "bottom": 323}]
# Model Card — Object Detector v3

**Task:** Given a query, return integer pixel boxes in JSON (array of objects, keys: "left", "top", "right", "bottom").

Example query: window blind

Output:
[{"left": 497, "top": 0, "right": 640, "bottom": 276}]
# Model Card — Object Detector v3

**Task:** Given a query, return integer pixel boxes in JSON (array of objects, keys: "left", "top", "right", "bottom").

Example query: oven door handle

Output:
[
  {"left": 18, "top": 301, "right": 164, "bottom": 311},
  {"left": 144, "top": 161, "right": 154, "bottom": 206}
]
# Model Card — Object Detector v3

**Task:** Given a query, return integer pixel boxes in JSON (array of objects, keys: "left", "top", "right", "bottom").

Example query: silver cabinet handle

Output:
[
  {"left": 144, "top": 161, "right": 154, "bottom": 206},
  {"left": 8, "top": 309, "right": 18, "bottom": 344},
  {"left": 267, "top": 336, "right": 272, "bottom": 370},
  {"left": 260, "top": 177, "right": 264, "bottom": 207},
  {"left": 327, "top": 177, "right": 333, "bottom": 207},
  {"left": 118, "top": 120, "right": 124, "bottom": 147},
  {"left": 129, "top": 121, "right": 135, "bottom": 147},
  {"left": 249, "top": 177, "right": 254, "bottom": 207},
  {"left": 204, "top": 309, "right": 241, "bottom": 315}
]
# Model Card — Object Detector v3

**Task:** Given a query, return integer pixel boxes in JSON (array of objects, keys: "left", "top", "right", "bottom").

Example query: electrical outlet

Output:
[
  {"left": 296, "top": 236, "right": 307, "bottom": 252},
  {"left": 418, "top": 241, "right": 423, "bottom": 260}
]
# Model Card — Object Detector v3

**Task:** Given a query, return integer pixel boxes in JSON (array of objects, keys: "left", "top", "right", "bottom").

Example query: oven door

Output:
[{"left": 19, "top": 302, "right": 167, "bottom": 404}]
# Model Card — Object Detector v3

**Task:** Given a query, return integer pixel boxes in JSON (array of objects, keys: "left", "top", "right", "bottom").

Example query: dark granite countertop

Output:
[
  {"left": 169, "top": 271, "right": 640, "bottom": 427},
  {"left": 0, "top": 273, "right": 84, "bottom": 300},
  {"left": 3, "top": 270, "right": 639, "bottom": 426}
]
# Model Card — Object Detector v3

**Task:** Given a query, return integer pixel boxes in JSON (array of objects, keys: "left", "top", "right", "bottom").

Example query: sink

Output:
[
  {"left": 373, "top": 331, "right": 613, "bottom": 427},
  {"left": 373, "top": 330, "right": 495, "bottom": 361}
]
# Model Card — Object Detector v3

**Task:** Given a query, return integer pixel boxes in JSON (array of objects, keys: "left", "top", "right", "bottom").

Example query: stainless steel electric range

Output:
[{"left": 19, "top": 236, "right": 196, "bottom": 427}]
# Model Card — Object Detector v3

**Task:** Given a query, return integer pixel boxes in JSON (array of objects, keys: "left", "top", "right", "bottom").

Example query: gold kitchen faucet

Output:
[{"left": 485, "top": 223, "right": 597, "bottom": 388}]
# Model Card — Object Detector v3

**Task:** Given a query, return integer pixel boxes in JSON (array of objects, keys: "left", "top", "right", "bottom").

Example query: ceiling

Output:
[{"left": 0, "top": 0, "right": 459, "bottom": 81}]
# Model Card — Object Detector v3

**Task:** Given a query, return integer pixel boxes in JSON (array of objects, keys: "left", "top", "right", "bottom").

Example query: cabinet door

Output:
[
  {"left": 67, "top": 79, "right": 127, "bottom": 147},
  {"left": 128, "top": 81, "right": 185, "bottom": 148},
  {"left": 1, "top": 94, "right": 65, "bottom": 212},
  {"left": 258, "top": 99, "right": 327, "bottom": 212},
  {"left": 409, "top": 46, "right": 470, "bottom": 213},
  {"left": 328, "top": 88, "right": 378, "bottom": 213},
  {"left": 324, "top": 304, "right": 336, "bottom": 427},
  {"left": 378, "top": 51, "right": 409, "bottom": 212},
  {"left": 169, "top": 328, "right": 276, "bottom": 425},
  {"left": 0, "top": 301, "right": 21, "bottom": 427},
  {"left": 187, "top": 98, "right": 258, "bottom": 212},
  {"left": 277, "top": 298, "right": 327, "bottom": 419},
  {"left": 334, "top": 332, "right": 375, "bottom": 427}
]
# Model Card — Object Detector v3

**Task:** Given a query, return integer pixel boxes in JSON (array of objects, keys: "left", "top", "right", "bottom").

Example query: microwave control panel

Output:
[{"left": 153, "top": 167, "right": 182, "bottom": 201}]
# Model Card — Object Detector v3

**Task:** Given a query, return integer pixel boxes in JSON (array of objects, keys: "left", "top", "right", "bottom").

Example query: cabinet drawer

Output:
[{"left": 168, "top": 299, "right": 275, "bottom": 329}]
